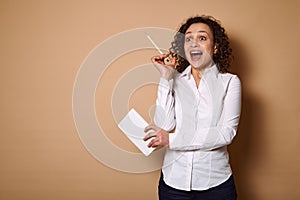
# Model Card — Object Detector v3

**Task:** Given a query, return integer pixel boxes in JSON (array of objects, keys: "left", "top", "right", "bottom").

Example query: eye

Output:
[
  {"left": 199, "top": 36, "right": 206, "bottom": 41},
  {"left": 185, "top": 37, "right": 192, "bottom": 42}
]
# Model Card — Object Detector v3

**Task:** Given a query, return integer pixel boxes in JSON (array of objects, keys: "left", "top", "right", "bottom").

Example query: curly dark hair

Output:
[{"left": 170, "top": 15, "right": 233, "bottom": 73}]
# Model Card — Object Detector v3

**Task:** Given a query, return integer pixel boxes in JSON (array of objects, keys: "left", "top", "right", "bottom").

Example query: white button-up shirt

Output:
[{"left": 154, "top": 64, "right": 241, "bottom": 191}]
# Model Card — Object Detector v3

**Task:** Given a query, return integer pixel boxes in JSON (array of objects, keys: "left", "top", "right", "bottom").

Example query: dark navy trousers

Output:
[{"left": 158, "top": 173, "right": 237, "bottom": 200}]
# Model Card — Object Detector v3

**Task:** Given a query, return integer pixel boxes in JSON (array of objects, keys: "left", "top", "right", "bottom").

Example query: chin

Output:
[
  {"left": 190, "top": 60, "right": 214, "bottom": 70},
  {"left": 190, "top": 61, "right": 205, "bottom": 69}
]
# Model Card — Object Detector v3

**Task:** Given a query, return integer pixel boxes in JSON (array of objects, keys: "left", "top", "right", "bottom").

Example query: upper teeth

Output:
[{"left": 191, "top": 51, "right": 202, "bottom": 55}]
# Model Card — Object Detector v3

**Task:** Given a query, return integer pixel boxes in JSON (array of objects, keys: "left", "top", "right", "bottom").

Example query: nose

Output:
[{"left": 191, "top": 39, "right": 199, "bottom": 47}]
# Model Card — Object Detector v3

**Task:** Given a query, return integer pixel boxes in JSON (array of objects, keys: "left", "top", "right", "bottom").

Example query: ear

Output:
[{"left": 213, "top": 44, "right": 218, "bottom": 54}]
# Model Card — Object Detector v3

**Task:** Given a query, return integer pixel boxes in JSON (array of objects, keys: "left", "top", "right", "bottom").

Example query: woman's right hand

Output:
[{"left": 151, "top": 54, "right": 176, "bottom": 80}]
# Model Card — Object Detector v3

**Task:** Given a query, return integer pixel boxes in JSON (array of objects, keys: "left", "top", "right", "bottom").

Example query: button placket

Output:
[{"left": 194, "top": 87, "right": 200, "bottom": 132}]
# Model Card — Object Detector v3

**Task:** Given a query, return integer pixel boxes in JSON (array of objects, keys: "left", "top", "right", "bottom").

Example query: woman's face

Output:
[{"left": 184, "top": 22, "right": 216, "bottom": 70}]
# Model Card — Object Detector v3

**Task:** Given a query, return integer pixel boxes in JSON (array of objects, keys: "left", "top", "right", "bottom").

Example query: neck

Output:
[
  {"left": 191, "top": 63, "right": 213, "bottom": 87},
  {"left": 191, "top": 67, "right": 203, "bottom": 88}
]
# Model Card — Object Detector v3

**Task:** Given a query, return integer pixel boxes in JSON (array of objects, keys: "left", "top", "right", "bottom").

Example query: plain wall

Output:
[{"left": 1, "top": 0, "right": 300, "bottom": 199}]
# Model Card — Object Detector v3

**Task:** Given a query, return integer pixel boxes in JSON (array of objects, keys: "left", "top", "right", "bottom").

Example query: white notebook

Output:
[{"left": 118, "top": 109, "right": 155, "bottom": 156}]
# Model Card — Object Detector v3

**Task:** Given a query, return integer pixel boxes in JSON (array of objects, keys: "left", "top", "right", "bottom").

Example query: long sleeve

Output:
[
  {"left": 153, "top": 78, "right": 176, "bottom": 132},
  {"left": 169, "top": 75, "right": 242, "bottom": 151}
]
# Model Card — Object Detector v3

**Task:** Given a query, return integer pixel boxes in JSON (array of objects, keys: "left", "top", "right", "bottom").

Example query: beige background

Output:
[{"left": 1, "top": 0, "right": 300, "bottom": 199}]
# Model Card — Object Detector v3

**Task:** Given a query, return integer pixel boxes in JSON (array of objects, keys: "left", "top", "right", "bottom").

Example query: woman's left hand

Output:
[{"left": 143, "top": 124, "right": 169, "bottom": 148}]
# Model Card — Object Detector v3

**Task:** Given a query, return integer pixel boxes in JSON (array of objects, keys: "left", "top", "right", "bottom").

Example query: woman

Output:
[{"left": 143, "top": 15, "right": 241, "bottom": 200}]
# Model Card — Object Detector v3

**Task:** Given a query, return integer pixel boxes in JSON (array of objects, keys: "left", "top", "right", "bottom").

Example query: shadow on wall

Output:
[{"left": 229, "top": 37, "right": 266, "bottom": 200}]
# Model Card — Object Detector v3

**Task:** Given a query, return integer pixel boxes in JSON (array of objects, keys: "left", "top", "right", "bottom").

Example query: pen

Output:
[
  {"left": 146, "top": 34, "right": 173, "bottom": 66},
  {"left": 146, "top": 35, "right": 164, "bottom": 54}
]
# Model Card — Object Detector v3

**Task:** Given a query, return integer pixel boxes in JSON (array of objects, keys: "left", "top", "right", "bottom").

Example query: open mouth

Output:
[{"left": 190, "top": 50, "right": 203, "bottom": 60}]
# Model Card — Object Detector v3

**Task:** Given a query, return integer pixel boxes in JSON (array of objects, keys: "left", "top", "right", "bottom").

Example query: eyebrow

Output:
[{"left": 185, "top": 30, "right": 209, "bottom": 35}]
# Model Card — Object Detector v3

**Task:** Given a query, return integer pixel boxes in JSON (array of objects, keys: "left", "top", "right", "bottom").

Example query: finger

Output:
[
  {"left": 170, "top": 56, "right": 177, "bottom": 66},
  {"left": 151, "top": 55, "right": 163, "bottom": 62},
  {"left": 143, "top": 132, "right": 157, "bottom": 141},
  {"left": 161, "top": 54, "right": 170, "bottom": 58},
  {"left": 164, "top": 55, "right": 176, "bottom": 66},
  {"left": 151, "top": 54, "right": 169, "bottom": 63},
  {"left": 144, "top": 124, "right": 160, "bottom": 133},
  {"left": 148, "top": 137, "right": 160, "bottom": 148}
]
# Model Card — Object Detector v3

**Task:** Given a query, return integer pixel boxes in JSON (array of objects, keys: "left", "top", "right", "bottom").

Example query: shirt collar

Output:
[
  {"left": 179, "top": 65, "right": 192, "bottom": 79},
  {"left": 179, "top": 64, "right": 219, "bottom": 79}
]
